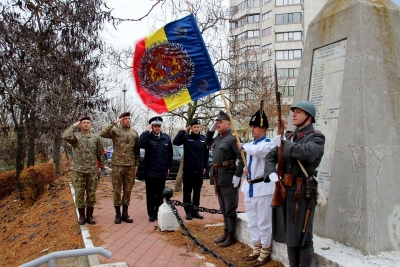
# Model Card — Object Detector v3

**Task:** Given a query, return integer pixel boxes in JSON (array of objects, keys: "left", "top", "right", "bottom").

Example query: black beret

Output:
[
  {"left": 249, "top": 110, "right": 269, "bottom": 128},
  {"left": 149, "top": 116, "right": 163, "bottom": 125},
  {"left": 189, "top": 119, "right": 201, "bottom": 126},
  {"left": 79, "top": 116, "right": 91, "bottom": 122},
  {"left": 215, "top": 110, "right": 229, "bottom": 121},
  {"left": 119, "top": 112, "right": 131, "bottom": 119}
]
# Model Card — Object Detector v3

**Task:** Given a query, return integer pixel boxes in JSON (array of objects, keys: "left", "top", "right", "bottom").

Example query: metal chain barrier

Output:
[
  {"left": 165, "top": 199, "right": 237, "bottom": 267},
  {"left": 171, "top": 200, "right": 245, "bottom": 214}
]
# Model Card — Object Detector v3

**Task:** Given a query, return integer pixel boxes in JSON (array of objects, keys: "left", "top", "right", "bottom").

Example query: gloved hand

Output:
[
  {"left": 209, "top": 121, "right": 218, "bottom": 131},
  {"left": 264, "top": 172, "right": 278, "bottom": 183},
  {"left": 274, "top": 135, "right": 286, "bottom": 147},
  {"left": 232, "top": 175, "right": 241, "bottom": 187}
]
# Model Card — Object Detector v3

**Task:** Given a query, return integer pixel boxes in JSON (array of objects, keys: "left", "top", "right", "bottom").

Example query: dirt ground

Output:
[
  {"left": 0, "top": 163, "right": 84, "bottom": 266},
  {"left": 0, "top": 161, "right": 284, "bottom": 267}
]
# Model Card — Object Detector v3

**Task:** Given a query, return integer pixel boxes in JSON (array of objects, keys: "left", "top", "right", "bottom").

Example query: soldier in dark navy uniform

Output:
[
  {"left": 205, "top": 111, "right": 244, "bottom": 247},
  {"left": 173, "top": 119, "right": 209, "bottom": 220},
  {"left": 264, "top": 101, "right": 325, "bottom": 267},
  {"left": 138, "top": 116, "right": 173, "bottom": 222}
]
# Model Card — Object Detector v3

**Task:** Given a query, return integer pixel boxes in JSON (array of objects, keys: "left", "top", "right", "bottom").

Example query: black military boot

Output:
[
  {"left": 86, "top": 207, "right": 96, "bottom": 225},
  {"left": 121, "top": 205, "right": 133, "bottom": 223},
  {"left": 191, "top": 211, "right": 203, "bottom": 219},
  {"left": 114, "top": 206, "right": 121, "bottom": 224},
  {"left": 214, "top": 230, "right": 228, "bottom": 243},
  {"left": 78, "top": 208, "right": 85, "bottom": 225},
  {"left": 219, "top": 233, "right": 236, "bottom": 247}
]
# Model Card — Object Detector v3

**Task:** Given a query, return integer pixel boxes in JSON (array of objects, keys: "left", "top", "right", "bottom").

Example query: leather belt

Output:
[
  {"left": 246, "top": 177, "right": 264, "bottom": 184},
  {"left": 212, "top": 163, "right": 232, "bottom": 170}
]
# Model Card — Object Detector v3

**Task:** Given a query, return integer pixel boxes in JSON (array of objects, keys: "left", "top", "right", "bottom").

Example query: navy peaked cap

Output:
[{"left": 149, "top": 116, "right": 163, "bottom": 125}]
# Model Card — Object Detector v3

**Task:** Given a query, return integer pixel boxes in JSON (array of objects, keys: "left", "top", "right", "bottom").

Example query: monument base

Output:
[{"left": 236, "top": 213, "right": 400, "bottom": 267}]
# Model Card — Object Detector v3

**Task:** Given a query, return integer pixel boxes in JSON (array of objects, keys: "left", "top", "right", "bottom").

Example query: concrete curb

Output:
[{"left": 69, "top": 183, "right": 128, "bottom": 267}]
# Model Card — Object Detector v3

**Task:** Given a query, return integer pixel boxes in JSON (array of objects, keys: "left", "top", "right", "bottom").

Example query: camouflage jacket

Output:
[
  {"left": 100, "top": 123, "right": 140, "bottom": 166},
  {"left": 62, "top": 126, "right": 105, "bottom": 173}
]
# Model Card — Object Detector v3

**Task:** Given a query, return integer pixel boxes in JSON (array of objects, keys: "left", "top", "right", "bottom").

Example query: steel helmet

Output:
[{"left": 290, "top": 101, "right": 316, "bottom": 123}]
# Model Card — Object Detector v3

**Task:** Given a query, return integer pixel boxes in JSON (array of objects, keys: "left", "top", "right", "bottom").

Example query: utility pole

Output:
[{"left": 122, "top": 84, "right": 127, "bottom": 111}]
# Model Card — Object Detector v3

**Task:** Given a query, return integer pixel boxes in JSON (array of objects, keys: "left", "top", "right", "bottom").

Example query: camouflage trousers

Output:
[
  {"left": 72, "top": 171, "right": 98, "bottom": 208},
  {"left": 112, "top": 165, "right": 136, "bottom": 206}
]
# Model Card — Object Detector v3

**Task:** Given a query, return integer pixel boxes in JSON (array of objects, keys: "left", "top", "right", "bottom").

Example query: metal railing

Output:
[{"left": 20, "top": 247, "right": 112, "bottom": 267}]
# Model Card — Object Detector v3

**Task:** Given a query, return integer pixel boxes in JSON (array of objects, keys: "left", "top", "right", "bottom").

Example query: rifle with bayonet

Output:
[{"left": 271, "top": 63, "right": 287, "bottom": 207}]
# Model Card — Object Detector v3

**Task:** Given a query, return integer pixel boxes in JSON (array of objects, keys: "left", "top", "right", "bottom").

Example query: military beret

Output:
[
  {"left": 215, "top": 110, "right": 230, "bottom": 121},
  {"left": 79, "top": 116, "right": 91, "bottom": 122},
  {"left": 149, "top": 116, "right": 163, "bottom": 125},
  {"left": 119, "top": 112, "right": 130, "bottom": 119},
  {"left": 189, "top": 119, "right": 201, "bottom": 126},
  {"left": 249, "top": 110, "right": 269, "bottom": 128}
]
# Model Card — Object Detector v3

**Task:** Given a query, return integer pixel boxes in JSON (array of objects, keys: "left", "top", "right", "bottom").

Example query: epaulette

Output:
[{"left": 231, "top": 133, "right": 236, "bottom": 137}]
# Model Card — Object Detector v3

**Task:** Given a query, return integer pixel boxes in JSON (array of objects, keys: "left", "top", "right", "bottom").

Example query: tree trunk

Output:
[
  {"left": 174, "top": 156, "right": 184, "bottom": 192},
  {"left": 27, "top": 110, "right": 36, "bottom": 167},
  {"left": 53, "top": 130, "right": 62, "bottom": 174},
  {"left": 15, "top": 107, "right": 26, "bottom": 200}
]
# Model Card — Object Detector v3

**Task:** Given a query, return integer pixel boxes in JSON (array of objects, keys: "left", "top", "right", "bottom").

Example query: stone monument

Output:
[{"left": 293, "top": 0, "right": 400, "bottom": 255}]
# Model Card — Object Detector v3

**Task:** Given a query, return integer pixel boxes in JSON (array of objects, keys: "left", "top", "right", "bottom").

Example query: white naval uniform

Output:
[{"left": 241, "top": 136, "right": 276, "bottom": 246}]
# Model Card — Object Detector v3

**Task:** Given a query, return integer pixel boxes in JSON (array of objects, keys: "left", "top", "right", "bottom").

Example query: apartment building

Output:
[{"left": 228, "top": 0, "right": 327, "bottom": 139}]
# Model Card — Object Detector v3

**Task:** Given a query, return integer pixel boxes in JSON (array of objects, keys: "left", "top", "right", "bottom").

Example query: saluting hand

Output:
[
  {"left": 114, "top": 118, "right": 122, "bottom": 125},
  {"left": 185, "top": 126, "right": 190, "bottom": 133},
  {"left": 147, "top": 124, "right": 152, "bottom": 132},
  {"left": 72, "top": 121, "right": 80, "bottom": 127}
]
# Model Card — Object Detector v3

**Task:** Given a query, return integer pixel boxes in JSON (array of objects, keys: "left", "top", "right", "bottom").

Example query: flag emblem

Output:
[
  {"left": 138, "top": 42, "right": 194, "bottom": 98},
  {"left": 133, "top": 14, "right": 221, "bottom": 114}
]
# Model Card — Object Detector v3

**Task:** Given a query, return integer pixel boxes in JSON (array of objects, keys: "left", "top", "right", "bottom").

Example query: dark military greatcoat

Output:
[
  {"left": 205, "top": 129, "right": 244, "bottom": 186},
  {"left": 264, "top": 123, "right": 325, "bottom": 247}
]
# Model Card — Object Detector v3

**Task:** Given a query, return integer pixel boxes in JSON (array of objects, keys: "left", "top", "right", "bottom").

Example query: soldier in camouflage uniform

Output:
[
  {"left": 62, "top": 116, "right": 105, "bottom": 225},
  {"left": 100, "top": 112, "right": 140, "bottom": 224}
]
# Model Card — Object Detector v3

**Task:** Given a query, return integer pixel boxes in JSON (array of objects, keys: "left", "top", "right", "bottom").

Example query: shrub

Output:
[
  {"left": 20, "top": 162, "right": 56, "bottom": 206},
  {"left": 0, "top": 170, "right": 17, "bottom": 199}
]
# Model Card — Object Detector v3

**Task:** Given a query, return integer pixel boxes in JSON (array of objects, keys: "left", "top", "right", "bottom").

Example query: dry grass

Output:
[
  {"left": 0, "top": 162, "right": 84, "bottom": 266},
  {"left": 159, "top": 221, "right": 284, "bottom": 267}
]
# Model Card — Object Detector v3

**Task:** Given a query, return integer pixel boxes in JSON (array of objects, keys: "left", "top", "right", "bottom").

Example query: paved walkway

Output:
[{"left": 91, "top": 178, "right": 245, "bottom": 267}]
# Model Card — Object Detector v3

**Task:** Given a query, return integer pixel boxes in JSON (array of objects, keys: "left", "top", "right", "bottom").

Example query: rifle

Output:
[{"left": 271, "top": 63, "right": 287, "bottom": 207}]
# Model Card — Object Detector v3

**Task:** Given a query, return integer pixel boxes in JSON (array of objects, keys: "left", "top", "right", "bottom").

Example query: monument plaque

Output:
[{"left": 309, "top": 39, "right": 347, "bottom": 198}]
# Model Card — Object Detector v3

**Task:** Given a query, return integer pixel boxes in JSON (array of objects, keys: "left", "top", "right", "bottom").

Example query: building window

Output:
[
  {"left": 262, "top": 27, "right": 273, "bottom": 37},
  {"left": 263, "top": 0, "right": 272, "bottom": 5},
  {"left": 262, "top": 11, "right": 272, "bottom": 21},
  {"left": 247, "top": 61, "right": 259, "bottom": 70},
  {"left": 275, "top": 49, "right": 302, "bottom": 60},
  {"left": 244, "top": 46, "right": 260, "bottom": 55},
  {"left": 262, "top": 43, "right": 272, "bottom": 54},
  {"left": 275, "top": 12, "right": 302, "bottom": 24},
  {"left": 277, "top": 68, "right": 299, "bottom": 78},
  {"left": 279, "top": 86, "right": 295, "bottom": 96},
  {"left": 230, "top": 21, "right": 238, "bottom": 29},
  {"left": 276, "top": 31, "right": 302, "bottom": 42},
  {"left": 248, "top": 0, "right": 260, "bottom": 7},
  {"left": 247, "top": 30, "right": 260, "bottom": 38},
  {"left": 276, "top": 0, "right": 301, "bottom": 6},
  {"left": 247, "top": 92, "right": 257, "bottom": 100},
  {"left": 262, "top": 60, "right": 272, "bottom": 69},
  {"left": 237, "top": 30, "right": 260, "bottom": 40},
  {"left": 247, "top": 14, "right": 260, "bottom": 23}
]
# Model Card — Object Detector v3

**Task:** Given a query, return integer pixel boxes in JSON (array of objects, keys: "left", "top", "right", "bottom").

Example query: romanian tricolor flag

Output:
[{"left": 133, "top": 14, "right": 221, "bottom": 114}]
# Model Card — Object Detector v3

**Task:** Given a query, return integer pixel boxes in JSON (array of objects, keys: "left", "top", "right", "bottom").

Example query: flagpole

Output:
[{"left": 220, "top": 90, "right": 248, "bottom": 170}]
